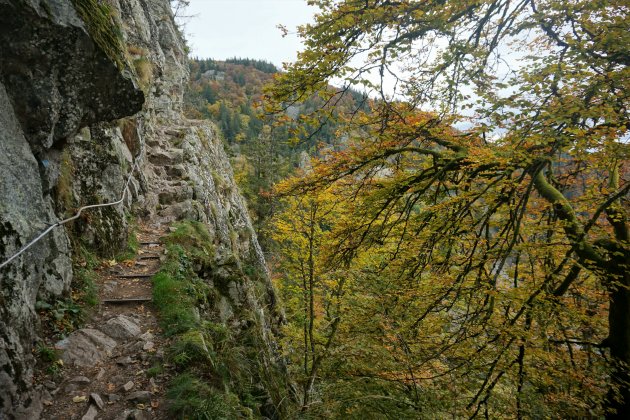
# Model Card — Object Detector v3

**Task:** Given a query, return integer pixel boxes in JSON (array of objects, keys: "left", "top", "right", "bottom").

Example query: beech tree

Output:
[
  {"left": 268, "top": 0, "right": 629, "bottom": 417},
  {"left": 271, "top": 192, "right": 344, "bottom": 411}
]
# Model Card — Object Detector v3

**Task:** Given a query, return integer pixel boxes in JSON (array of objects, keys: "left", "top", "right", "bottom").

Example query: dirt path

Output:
[{"left": 40, "top": 222, "right": 172, "bottom": 420}]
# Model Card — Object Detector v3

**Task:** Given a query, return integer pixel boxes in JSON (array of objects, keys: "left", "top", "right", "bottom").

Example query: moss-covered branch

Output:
[
  {"left": 533, "top": 168, "right": 606, "bottom": 267},
  {"left": 606, "top": 163, "right": 629, "bottom": 244}
]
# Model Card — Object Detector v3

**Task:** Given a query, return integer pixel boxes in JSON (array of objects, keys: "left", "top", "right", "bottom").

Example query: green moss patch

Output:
[
  {"left": 71, "top": 0, "right": 127, "bottom": 69},
  {"left": 164, "top": 221, "right": 215, "bottom": 267},
  {"left": 166, "top": 374, "right": 239, "bottom": 419}
]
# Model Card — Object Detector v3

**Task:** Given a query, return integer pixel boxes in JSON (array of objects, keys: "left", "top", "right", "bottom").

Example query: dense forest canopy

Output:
[{"left": 264, "top": 0, "right": 629, "bottom": 418}]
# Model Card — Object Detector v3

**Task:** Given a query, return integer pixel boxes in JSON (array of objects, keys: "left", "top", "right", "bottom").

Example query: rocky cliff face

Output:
[{"left": 0, "top": 1, "right": 284, "bottom": 418}]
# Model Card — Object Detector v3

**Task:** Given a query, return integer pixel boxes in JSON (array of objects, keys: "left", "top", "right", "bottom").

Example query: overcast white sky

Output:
[{"left": 181, "top": 0, "right": 316, "bottom": 66}]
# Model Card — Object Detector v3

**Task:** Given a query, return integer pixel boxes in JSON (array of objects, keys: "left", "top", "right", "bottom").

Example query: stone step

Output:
[
  {"left": 146, "top": 137, "right": 162, "bottom": 148},
  {"left": 158, "top": 184, "right": 193, "bottom": 205},
  {"left": 164, "top": 127, "right": 186, "bottom": 137},
  {"left": 147, "top": 149, "right": 183, "bottom": 165},
  {"left": 163, "top": 164, "right": 186, "bottom": 178}
]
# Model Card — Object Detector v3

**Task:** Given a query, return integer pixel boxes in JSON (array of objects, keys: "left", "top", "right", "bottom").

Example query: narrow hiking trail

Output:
[{"left": 40, "top": 222, "right": 172, "bottom": 420}]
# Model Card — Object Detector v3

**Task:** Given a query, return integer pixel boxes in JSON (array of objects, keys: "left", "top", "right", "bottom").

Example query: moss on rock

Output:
[{"left": 70, "top": 0, "right": 127, "bottom": 69}]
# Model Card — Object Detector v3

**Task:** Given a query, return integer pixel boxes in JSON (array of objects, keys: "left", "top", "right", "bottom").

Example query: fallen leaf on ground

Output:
[{"left": 72, "top": 396, "right": 86, "bottom": 403}]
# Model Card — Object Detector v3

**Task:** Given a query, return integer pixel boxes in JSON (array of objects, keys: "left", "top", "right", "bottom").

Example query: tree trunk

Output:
[{"left": 606, "top": 262, "right": 630, "bottom": 419}]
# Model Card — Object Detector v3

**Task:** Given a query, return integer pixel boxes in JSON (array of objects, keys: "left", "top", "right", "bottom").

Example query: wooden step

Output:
[
  {"left": 140, "top": 241, "right": 162, "bottom": 246},
  {"left": 115, "top": 273, "right": 155, "bottom": 279},
  {"left": 138, "top": 255, "right": 160, "bottom": 260},
  {"left": 102, "top": 297, "right": 152, "bottom": 304}
]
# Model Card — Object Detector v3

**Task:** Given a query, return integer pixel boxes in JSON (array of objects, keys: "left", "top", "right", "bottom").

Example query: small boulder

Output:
[
  {"left": 43, "top": 380, "right": 57, "bottom": 390},
  {"left": 101, "top": 315, "right": 142, "bottom": 340},
  {"left": 90, "top": 393, "right": 105, "bottom": 410},
  {"left": 116, "top": 356, "right": 134, "bottom": 365},
  {"left": 56, "top": 329, "right": 117, "bottom": 367},
  {"left": 138, "top": 332, "right": 154, "bottom": 342},
  {"left": 125, "top": 391, "right": 152, "bottom": 403},
  {"left": 81, "top": 405, "right": 99, "bottom": 420},
  {"left": 69, "top": 376, "right": 91, "bottom": 385},
  {"left": 107, "top": 393, "right": 121, "bottom": 402},
  {"left": 115, "top": 409, "right": 151, "bottom": 420},
  {"left": 65, "top": 376, "right": 91, "bottom": 393},
  {"left": 122, "top": 381, "right": 135, "bottom": 392}
]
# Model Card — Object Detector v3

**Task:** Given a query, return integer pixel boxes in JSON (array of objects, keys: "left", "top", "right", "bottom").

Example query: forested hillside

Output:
[{"left": 184, "top": 58, "right": 369, "bottom": 245}]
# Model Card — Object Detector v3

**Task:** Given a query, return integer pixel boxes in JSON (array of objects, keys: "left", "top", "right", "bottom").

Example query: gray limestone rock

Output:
[
  {"left": 0, "top": 0, "right": 144, "bottom": 153},
  {"left": 121, "top": 381, "right": 134, "bottom": 392},
  {"left": 56, "top": 328, "right": 117, "bottom": 367},
  {"left": 101, "top": 315, "right": 142, "bottom": 340},
  {"left": 138, "top": 332, "right": 154, "bottom": 342},
  {"left": 125, "top": 391, "right": 152, "bottom": 403},
  {"left": 0, "top": 81, "right": 72, "bottom": 420},
  {"left": 148, "top": 149, "right": 183, "bottom": 165},
  {"left": 65, "top": 376, "right": 91, "bottom": 393},
  {"left": 90, "top": 393, "right": 105, "bottom": 410},
  {"left": 218, "top": 296, "right": 235, "bottom": 322},
  {"left": 81, "top": 404, "right": 99, "bottom": 420},
  {"left": 43, "top": 381, "right": 57, "bottom": 390},
  {"left": 115, "top": 409, "right": 152, "bottom": 420},
  {"left": 115, "top": 356, "right": 134, "bottom": 365},
  {"left": 0, "top": 0, "right": 144, "bottom": 414},
  {"left": 107, "top": 393, "right": 121, "bottom": 402},
  {"left": 68, "top": 376, "right": 90, "bottom": 385}
]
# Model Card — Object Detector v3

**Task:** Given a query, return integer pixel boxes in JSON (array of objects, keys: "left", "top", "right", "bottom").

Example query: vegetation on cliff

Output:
[
  {"left": 70, "top": 0, "right": 127, "bottom": 69},
  {"left": 153, "top": 221, "right": 292, "bottom": 418}
]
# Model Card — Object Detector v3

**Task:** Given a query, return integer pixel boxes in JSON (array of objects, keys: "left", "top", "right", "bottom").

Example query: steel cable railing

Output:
[{"left": 0, "top": 145, "right": 144, "bottom": 270}]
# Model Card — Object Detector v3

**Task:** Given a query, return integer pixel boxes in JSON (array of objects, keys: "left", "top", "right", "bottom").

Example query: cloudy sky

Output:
[{"left": 181, "top": 0, "right": 316, "bottom": 66}]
